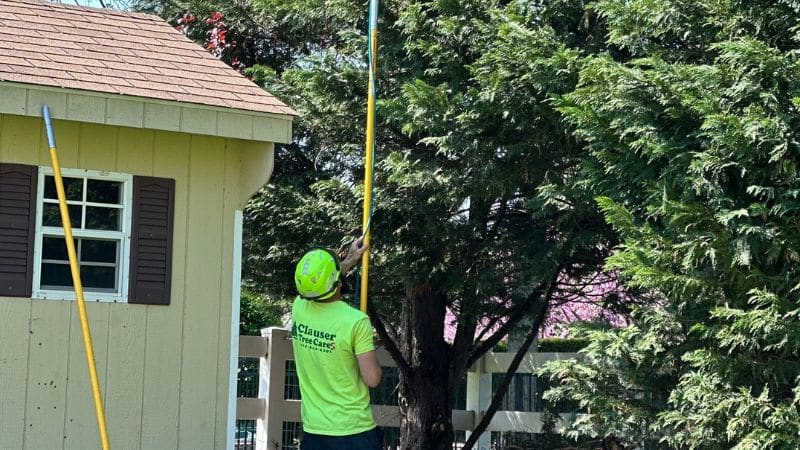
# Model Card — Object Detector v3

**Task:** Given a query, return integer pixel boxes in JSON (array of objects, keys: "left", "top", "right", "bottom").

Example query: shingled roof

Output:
[{"left": 0, "top": 0, "right": 295, "bottom": 117}]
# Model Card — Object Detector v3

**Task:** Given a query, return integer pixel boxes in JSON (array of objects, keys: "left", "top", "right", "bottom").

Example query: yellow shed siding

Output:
[{"left": 0, "top": 113, "right": 273, "bottom": 450}]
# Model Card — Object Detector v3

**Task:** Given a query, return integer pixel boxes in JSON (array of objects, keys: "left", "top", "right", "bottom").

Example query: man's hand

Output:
[{"left": 341, "top": 237, "right": 369, "bottom": 274}]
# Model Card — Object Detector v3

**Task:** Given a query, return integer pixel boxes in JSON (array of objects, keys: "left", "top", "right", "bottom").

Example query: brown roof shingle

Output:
[{"left": 0, "top": 0, "right": 295, "bottom": 116}]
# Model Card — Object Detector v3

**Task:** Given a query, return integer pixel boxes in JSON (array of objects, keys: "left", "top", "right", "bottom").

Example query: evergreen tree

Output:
[
  {"left": 543, "top": 1, "right": 800, "bottom": 448},
  {"left": 133, "top": 0, "right": 616, "bottom": 447}
]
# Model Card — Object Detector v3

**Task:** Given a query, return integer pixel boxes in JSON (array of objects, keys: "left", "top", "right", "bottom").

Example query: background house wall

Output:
[{"left": 0, "top": 113, "right": 273, "bottom": 450}]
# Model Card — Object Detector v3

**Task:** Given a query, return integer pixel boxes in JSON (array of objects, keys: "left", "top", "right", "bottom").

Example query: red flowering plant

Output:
[
  {"left": 174, "top": 12, "right": 195, "bottom": 34},
  {"left": 203, "top": 12, "right": 244, "bottom": 70},
  {"left": 172, "top": 10, "right": 243, "bottom": 71},
  {"left": 168, "top": 6, "right": 295, "bottom": 77}
]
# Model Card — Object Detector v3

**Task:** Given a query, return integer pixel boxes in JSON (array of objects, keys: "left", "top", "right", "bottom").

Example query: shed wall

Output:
[{"left": 0, "top": 114, "right": 273, "bottom": 450}]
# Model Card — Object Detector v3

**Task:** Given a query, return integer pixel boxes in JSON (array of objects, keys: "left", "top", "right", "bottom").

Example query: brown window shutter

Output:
[
  {"left": 129, "top": 176, "right": 175, "bottom": 305},
  {"left": 0, "top": 163, "right": 37, "bottom": 297}
]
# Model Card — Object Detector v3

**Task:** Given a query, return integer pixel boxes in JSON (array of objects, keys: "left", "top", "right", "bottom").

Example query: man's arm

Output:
[
  {"left": 356, "top": 350, "right": 382, "bottom": 388},
  {"left": 341, "top": 237, "right": 368, "bottom": 274}
]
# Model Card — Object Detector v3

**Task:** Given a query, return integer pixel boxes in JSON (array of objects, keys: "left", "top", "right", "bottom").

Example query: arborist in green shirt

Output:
[{"left": 291, "top": 237, "right": 382, "bottom": 449}]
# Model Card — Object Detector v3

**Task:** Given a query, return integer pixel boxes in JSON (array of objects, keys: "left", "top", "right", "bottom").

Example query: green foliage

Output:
[
  {"left": 129, "top": 0, "right": 800, "bottom": 447},
  {"left": 541, "top": 1, "right": 800, "bottom": 448},
  {"left": 241, "top": 0, "right": 616, "bottom": 318},
  {"left": 239, "top": 288, "right": 283, "bottom": 336},
  {"left": 536, "top": 337, "right": 589, "bottom": 353},
  {"left": 543, "top": 311, "right": 686, "bottom": 448},
  {"left": 136, "top": 0, "right": 620, "bottom": 447},
  {"left": 252, "top": 4, "right": 620, "bottom": 447}
]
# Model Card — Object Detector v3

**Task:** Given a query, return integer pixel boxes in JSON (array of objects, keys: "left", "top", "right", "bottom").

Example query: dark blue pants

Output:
[{"left": 300, "top": 428, "right": 383, "bottom": 450}]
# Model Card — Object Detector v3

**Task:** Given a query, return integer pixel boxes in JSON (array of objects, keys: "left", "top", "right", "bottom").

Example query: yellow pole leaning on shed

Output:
[
  {"left": 360, "top": 0, "right": 380, "bottom": 313},
  {"left": 42, "top": 106, "right": 111, "bottom": 450}
]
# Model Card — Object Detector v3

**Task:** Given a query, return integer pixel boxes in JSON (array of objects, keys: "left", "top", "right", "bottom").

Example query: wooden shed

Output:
[{"left": 0, "top": 1, "right": 294, "bottom": 449}]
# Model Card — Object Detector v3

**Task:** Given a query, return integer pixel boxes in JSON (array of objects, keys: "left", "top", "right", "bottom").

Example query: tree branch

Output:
[
  {"left": 472, "top": 296, "right": 516, "bottom": 343},
  {"left": 462, "top": 279, "right": 555, "bottom": 450},
  {"left": 467, "top": 301, "right": 532, "bottom": 368},
  {"left": 466, "top": 267, "right": 562, "bottom": 369},
  {"left": 368, "top": 303, "right": 414, "bottom": 380},
  {"left": 486, "top": 197, "right": 509, "bottom": 239},
  {"left": 449, "top": 309, "right": 478, "bottom": 388},
  {"left": 466, "top": 304, "right": 530, "bottom": 365},
  {"left": 378, "top": 303, "right": 402, "bottom": 344},
  {"left": 471, "top": 299, "right": 518, "bottom": 345}
]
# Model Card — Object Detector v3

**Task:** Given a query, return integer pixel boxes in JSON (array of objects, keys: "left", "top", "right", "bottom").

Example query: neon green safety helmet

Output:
[{"left": 294, "top": 248, "right": 341, "bottom": 301}]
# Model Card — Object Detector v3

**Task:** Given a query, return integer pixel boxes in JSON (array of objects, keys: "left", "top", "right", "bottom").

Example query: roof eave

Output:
[{"left": 0, "top": 81, "right": 295, "bottom": 144}]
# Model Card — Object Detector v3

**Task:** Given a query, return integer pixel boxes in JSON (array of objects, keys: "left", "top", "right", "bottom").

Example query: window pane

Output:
[
  {"left": 80, "top": 239, "right": 117, "bottom": 264},
  {"left": 44, "top": 176, "right": 82, "bottom": 201},
  {"left": 42, "top": 237, "right": 73, "bottom": 261},
  {"left": 85, "top": 207, "right": 120, "bottom": 231},
  {"left": 80, "top": 265, "right": 116, "bottom": 289},
  {"left": 42, "top": 203, "right": 81, "bottom": 228},
  {"left": 41, "top": 263, "right": 72, "bottom": 288},
  {"left": 41, "top": 264, "right": 117, "bottom": 290},
  {"left": 87, "top": 180, "right": 121, "bottom": 204}
]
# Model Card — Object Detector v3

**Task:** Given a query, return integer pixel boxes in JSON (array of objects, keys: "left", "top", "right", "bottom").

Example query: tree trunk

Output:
[
  {"left": 375, "top": 276, "right": 560, "bottom": 449},
  {"left": 398, "top": 283, "right": 454, "bottom": 450},
  {"left": 399, "top": 368, "right": 453, "bottom": 449}
]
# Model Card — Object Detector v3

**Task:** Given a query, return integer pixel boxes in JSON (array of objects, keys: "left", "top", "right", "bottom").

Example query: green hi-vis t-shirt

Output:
[{"left": 290, "top": 297, "right": 376, "bottom": 436}]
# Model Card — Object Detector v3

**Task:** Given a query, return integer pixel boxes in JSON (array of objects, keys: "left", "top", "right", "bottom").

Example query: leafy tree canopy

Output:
[
  {"left": 130, "top": 0, "right": 800, "bottom": 447},
  {"left": 132, "top": 0, "right": 621, "bottom": 447},
  {"left": 543, "top": 1, "right": 800, "bottom": 448}
]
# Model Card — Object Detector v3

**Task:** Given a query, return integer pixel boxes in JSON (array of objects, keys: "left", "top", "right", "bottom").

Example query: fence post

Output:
[
  {"left": 257, "top": 327, "right": 290, "bottom": 450},
  {"left": 465, "top": 355, "right": 492, "bottom": 450}
]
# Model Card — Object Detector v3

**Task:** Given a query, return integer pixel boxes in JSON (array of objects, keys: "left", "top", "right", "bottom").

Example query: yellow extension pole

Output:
[
  {"left": 360, "top": 0, "right": 380, "bottom": 313},
  {"left": 43, "top": 106, "right": 111, "bottom": 450}
]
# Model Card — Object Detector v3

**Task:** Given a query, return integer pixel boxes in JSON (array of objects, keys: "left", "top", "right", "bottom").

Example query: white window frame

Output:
[{"left": 32, "top": 167, "right": 133, "bottom": 303}]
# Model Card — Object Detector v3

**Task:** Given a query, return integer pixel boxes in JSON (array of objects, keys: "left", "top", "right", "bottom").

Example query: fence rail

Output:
[{"left": 235, "top": 327, "right": 579, "bottom": 449}]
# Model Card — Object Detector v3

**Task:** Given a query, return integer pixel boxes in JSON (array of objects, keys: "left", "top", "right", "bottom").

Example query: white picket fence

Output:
[{"left": 235, "top": 327, "right": 578, "bottom": 450}]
